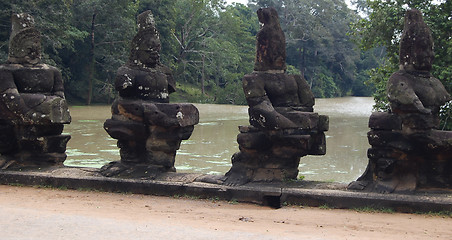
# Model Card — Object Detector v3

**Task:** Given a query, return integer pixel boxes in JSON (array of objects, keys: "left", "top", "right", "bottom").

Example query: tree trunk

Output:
[
  {"left": 87, "top": 12, "right": 97, "bottom": 105},
  {"left": 299, "top": 42, "right": 311, "bottom": 87},
  {"left": 201, "top": 54, "right": 205, "bottom": 95}
]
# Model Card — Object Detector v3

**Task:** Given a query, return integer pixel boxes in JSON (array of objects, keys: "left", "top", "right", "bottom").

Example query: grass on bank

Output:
[{"left": 170, "top": 82, "right": 215, "bottom": 104}]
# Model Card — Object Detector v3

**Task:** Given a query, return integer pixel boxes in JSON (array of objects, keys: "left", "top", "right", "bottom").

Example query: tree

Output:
[
  {"left": 67, "top": 0, "right": 138, "bottom": 104},
  {"left": 161, "top": 0, "right": 256, "bottom": 104},
  {"left": 0, "top": 0, "right": 382, "bottom": 104},
  {"left": 250, "top": 0, "right": 369, "bottom": 97},
  {"left": 170, "top": 0, "right": 223, "bottom": 88},
  {"left": 207, "top": 3, "right": 257, "bottom": 104},
  {"left": 0, "top": 0, "right": 86, "bottom": 80},
  {"left": 0, "top": 0, "right": 137, "bottom": 105}
]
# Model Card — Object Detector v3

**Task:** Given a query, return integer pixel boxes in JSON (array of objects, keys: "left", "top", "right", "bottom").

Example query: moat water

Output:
[{"left": 64, "top": 97, "right": 374, "bottom": 183}]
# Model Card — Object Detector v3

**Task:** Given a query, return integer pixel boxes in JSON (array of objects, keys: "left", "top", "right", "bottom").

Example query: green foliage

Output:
[
  {"left": 318, "top": 204, "right": 332, "bottom": 209},
  {"left": 0, "top": 0, "right": 385, "bottom": 104},
  {"left": 67, "top": 0, "right": 139, "bottom": 104},
  {"left": 311, "top": 68, "right": 339, "bottom": 98},
  {"left": 352, "top": 48, "right": 382, "bottom": 96},
  {"left": 416, "top": 210, "right": 452, "bottom": 218},
  {"left": 168, "top": 1, "right": 256, "bottom": 104},
  {"left": 171, "top": 82, "right": 215, "bottom": 103},
  {"left": 286, "top": 64, "right": 301, "bottom": 75},
  {"left": 0, "top": 0, "right": 87, "bottom": 79},
  {"left": 366, "top": 62, "right": 396, "bottom": 111},
  {"left": 214, "top": 81, "right": 247, "bottom": 105}
]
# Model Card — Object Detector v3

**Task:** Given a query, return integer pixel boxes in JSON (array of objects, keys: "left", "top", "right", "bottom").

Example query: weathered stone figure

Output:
[
  {"left": 102, "top": 10, "right": 199, "bottom": 177},
  {"left": 254, "top": 7, "right": 286, "bottom": 72},
  {"left": 0, "top": 13, "right": 71, "bottom": 169},
  {"left": 223, "top": 7, "right": 328, "bottom": 185},
  {"left": 349, "top": 9, "right": 452, "bottom": 193}
]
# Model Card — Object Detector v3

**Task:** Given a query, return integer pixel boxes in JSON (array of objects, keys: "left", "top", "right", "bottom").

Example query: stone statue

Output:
[
  {"left": 254, "top": 7, "right": 286, "bottom": 72},
  {"left": 387, "top": 9, "right": 450, "bottom": 126},
  {"left": 349, "top": 9, "right": 452, "bottom": 193},
  {"left": 223, "top": 7, "right": 328, "bottom": 185},
  {"left": 102, "top": 10, "right": 199, "bottom": 177},
  {"left": 0, "top": 13, "right": 71, "bottom": 169}
]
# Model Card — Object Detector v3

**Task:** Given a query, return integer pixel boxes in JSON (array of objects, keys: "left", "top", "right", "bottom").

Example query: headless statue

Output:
[
  {"left": 349, "top": 9, "right": 452, "bottom": 193},
  {"left": 221, "top": 7, "right": 328, "bottom": 186}
]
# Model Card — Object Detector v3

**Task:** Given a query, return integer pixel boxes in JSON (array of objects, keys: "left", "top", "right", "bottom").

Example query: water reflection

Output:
[{"left": 64, "top": 97, "right": 374, "bottom": 183}]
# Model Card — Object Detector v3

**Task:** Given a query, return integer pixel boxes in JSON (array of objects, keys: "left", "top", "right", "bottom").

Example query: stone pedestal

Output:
[
  {"left": 350, "top": 112, "right": 452, "bottom": 192},
  {"left": 102, "top": 101, "right": 198, "bottom": 177},
  {"left": 225, "top": 113, "right": 328, "bottom": 185},
  {"left": 0, "top": 124, "right": 71, "bottom": 168}
]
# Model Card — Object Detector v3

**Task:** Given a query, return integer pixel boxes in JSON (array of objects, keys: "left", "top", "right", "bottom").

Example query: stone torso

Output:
[
  {"left": 387, "top": 70, "right": 451, "bottom": 113},
  {"left": 264, "top": 74, "right": 300, "bottom": 108},
  {"left": 115, "top": 65, "right": 169, "bottom": 103},
  {"left": 243, "top": 73, "right": 313, "bottom": 110},
  {"left": 0, "top": 64, "right": 61, "bottom": 94}
]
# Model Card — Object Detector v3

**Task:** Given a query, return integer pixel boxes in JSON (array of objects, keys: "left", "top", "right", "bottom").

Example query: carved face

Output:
[
  {"left": 7, "top": 13, "right": 41, "bottom": 64},
  {"left": 133, "top": 32, "right": 161, "bottom": 67},
  {"left": 20, "top": 37, "right": 41, "bottom": 63},
  {"left": 129, "top": 11, "right": 162, "bottom": 68},
  {"left": 257, "top": 8, "right": 267, "bottom": 24},
  {"left": 8, "top": 29, "right": 41, "bottom": 64}
]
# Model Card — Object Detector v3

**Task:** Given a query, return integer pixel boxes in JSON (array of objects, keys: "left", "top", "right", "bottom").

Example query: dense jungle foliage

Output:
[
  {"left": 0, "top": 0, "right": 379, "bottom": 105},
  {"left": 0, "top": 0, "right": 449, "bottom": 118}
]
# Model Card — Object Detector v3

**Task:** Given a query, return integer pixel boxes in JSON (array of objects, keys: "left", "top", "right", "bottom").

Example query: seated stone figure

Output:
[
  {"left": 0, "top": 13, "right": 71, "bottom": 168},
  {"left": 246, "top": 7, "right": 319, "bottom": 130},
  {"left": 387, "top": 9, "right": 450, "bottom": 128},
  {"left": 349, "top": 9, "right": 452, "bottom": 193},
  {"left": 102, "top": 11, "right": 199, "bottom": 177},
  {"left": 222, "top": 7, "right": 328, "bottom": 185}
]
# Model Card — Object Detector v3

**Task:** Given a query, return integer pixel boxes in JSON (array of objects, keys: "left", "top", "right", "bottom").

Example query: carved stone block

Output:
[{"left": 368, "top": 112, "right": 401, "bottom": 130}]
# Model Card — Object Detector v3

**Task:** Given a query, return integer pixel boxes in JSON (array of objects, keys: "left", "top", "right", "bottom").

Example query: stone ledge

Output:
[{"left": 0, "top": 167, "right": 451, "bottom": 212}]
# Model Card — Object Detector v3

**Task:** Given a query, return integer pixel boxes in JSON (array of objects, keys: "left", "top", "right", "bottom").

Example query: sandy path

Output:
[{"left": 0, "top": 185, "right": 450, "bottom": 240}]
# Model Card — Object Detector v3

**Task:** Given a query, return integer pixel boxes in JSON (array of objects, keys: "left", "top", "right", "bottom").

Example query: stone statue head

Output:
[
  {"left": 8, "top": 13, "right": 41, "bottom": 64},
  {"left": 254, "top": 7, "right": 286, "bottom": 71},
  {"left": 129, "top": 10, "right": 161, "bottom": 69},
  {"left": 257, "top": 7, "right": 280, "bottom": 26},
  {"left": 399, "top": 9, "right": 434, "bottom": 72}
]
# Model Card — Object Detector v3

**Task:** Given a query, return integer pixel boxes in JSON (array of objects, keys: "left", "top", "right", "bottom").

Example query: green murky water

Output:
[{"left": 64, "top": 97, "right": 374, "bottom": 183}]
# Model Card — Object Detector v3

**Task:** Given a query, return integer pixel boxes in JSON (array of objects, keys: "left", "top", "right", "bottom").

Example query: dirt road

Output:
[{"left": 0, "top": 185, "right": 450, "bottom": 240}]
